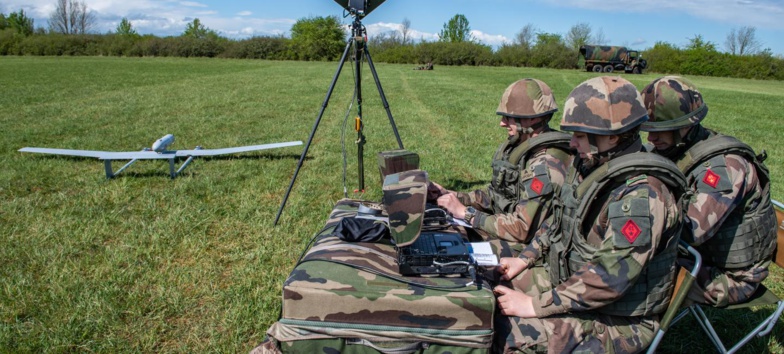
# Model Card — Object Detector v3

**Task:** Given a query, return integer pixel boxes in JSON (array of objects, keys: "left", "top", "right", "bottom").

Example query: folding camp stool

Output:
[
  {"left": 668, "top": 200, "right": 784, "bottom": 354},
  {"left": 647, "top": 240, "right": 702, "bottom": 353}
]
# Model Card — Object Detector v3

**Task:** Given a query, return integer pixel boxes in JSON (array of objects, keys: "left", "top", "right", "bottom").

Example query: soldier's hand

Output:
[
  {"left": 427, "top": 182, "right": 447, "bottom": 201},
  {"left": 496, "top": 257, "right": 529, "bottom": 280},
  {"left": 436, "top": 193, "right": 466, "bottom": 218},
  {"left": 493, "top": 285, "right": 536, "bottom": 318},
  {"left": 428, "top": 182, "right": 448, "bottom": 197}
]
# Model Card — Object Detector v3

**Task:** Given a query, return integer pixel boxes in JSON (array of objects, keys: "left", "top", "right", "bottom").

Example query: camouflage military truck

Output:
[{"left": 579, "top": 45, "right": 647, "bottom": 74}]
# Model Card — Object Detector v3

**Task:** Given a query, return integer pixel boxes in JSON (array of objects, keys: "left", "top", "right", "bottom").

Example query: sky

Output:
[{"left": 3, "top": 0, "right": 784, "bottom": 56}]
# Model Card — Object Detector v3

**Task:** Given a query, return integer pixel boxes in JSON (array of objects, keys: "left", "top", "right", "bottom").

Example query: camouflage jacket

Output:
[
  {"left": 677, "top": 131, "right": 776, "bottom": 282},
  {"left": 456, "top": 135, "right": 570, "bottom": 243},
  {"left": 519, "top": 151, "right": 682, "bottom": 317}
]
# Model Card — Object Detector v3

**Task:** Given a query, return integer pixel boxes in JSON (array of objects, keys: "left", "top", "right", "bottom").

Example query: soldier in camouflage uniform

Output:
[
  {"left": 639, "top": 76, "right": 777, "bottom": 307},
  {"left": 431, "top": 79, "right": 572, "bottom": 254},
  {"left": 493, "top": 76, "right": 685, "bottom": 353}
]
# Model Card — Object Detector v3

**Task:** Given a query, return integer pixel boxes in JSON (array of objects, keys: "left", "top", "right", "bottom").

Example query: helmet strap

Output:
[
  {"left": 582, "top": 133, "right": 642, "bottom": 174},
  {"left": 654, "top": 124, "right": 708, "bottom": 159},
  {"left": 507, "top": 120, "right": 523, "bottom": 146},
  {"left": 508, "top": 117, "right": 550, "bottom": 146},
  {"left": 588, "top": 134, "right": 600, "bottom": 155},
  {"left": 682, "top": 124, "right": 709, "bottom": 145},
  {"left": 579, "top": 134, "right": 602, "bottom": 175}
]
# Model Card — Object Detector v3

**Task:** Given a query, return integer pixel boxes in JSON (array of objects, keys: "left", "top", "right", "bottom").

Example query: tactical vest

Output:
[
  {"left": 488, "top": 131, "right": 571, "bottom": 214},
  {"left": 676, "top": 133, "right": 777, "bottom": 269},
  {"left": 548, "top": 152, "right": 687, "bottom": 317}
]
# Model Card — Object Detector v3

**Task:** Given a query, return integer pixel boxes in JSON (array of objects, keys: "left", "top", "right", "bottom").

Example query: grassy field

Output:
[{"left": 1, "top": 56, "right": 783, "bottom": 353}]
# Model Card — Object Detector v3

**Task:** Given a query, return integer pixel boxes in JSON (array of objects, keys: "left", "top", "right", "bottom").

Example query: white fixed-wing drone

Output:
[{"left": 19, "top": 134, "right": 303, "bottom": 179}]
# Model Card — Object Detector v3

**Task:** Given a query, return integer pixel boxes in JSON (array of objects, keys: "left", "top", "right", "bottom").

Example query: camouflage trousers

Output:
[
  {"left": 679, "top": 259, "right": 760, "bottom": 307},
  {"left": 493, "top": 266, "right": 658, "bottom": 354}
]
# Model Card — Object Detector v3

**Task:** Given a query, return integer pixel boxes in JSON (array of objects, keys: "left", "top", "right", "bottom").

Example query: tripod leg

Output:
[
  {"left": 273, "top": 39, "right": 353, "bottom": 226},
  {"left": 354, "top": 32, "right": 366, "bottom": 192},
  {"left": 364, "top": 45, "right": 404, "bottom": 149}
]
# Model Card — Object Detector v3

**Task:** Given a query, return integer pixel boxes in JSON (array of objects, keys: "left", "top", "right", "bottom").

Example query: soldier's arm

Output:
[
  {"left": 516, "top": 226, "right": 550, "bottom": 263},
  {"left": 531, "top": 182, "right": 667, "bottom": 317},
  {"left": 686, "top": 154, "right": 752, "bottom": 245},
  {"left": 474, "top": 153, "right": 567, "bottom": 241},
  {"left": 455, "top": 188, "right": 493, "bottom": 213}
]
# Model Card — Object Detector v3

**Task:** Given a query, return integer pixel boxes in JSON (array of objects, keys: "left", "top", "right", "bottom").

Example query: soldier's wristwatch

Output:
[{"left": 464, "top": 206, "right": 477, "bottom": 224}]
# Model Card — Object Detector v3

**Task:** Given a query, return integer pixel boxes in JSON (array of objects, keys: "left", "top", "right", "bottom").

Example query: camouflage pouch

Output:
[
  {"left": 383, "top": 170, "right": 428, "bottom": 247},
  {"left": 377, "top": 149, "right": 420, "bottom": 185}
]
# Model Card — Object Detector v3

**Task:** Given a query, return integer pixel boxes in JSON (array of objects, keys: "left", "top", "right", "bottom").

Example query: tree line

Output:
[{"left": 1, "top": 6, "right": 782, "bottom": 81}]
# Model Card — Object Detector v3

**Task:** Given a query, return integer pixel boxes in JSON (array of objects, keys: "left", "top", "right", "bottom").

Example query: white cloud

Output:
[
  {"left": 2, "top": 0, "right": 297, "bottom": 38},
  {"left": 179, "top": 1, "right": 207, "bottom": 8},
  {"left": 364, "top": 22, "right": 439, "bottom": 42},
  {"left": 631, "top": 38, "right": 647, "bottom": 47},
  {"left": 366, "top": 21, "right": 400, "bottom": 33},
  {"left": 543, "top": 0, "right": 784, "bottom": 29},
  {"left": 471, "top": 30, "right": 509, "bottom": 47}
]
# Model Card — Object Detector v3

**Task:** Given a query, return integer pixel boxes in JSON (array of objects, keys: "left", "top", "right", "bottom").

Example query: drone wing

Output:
[
  {"left": 19, "top": 147, "right": 108, "bottom": 158},
  {"left": 175, "top": 141, "right": 303, "bottom": 157},
  {"left": 21, "top": 141, "right": 303, "bottom": 160},
  {"left": 98, "top": 151, "right": 177, "bottom": 160}
]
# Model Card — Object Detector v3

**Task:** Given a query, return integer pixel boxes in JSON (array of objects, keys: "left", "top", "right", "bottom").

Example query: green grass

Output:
[{"left": 1, "top": 56, "right": 783, "bottom": 353}]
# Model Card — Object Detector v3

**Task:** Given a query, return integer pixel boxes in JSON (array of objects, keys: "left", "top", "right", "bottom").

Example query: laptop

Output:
[{"left": 397, "top": 231, "right": 474, "bottom": 276}]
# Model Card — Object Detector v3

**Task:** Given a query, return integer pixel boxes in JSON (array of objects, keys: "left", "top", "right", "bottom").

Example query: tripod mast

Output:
[
  {"left": 273, "top": 13, "right": 404, "bottom": 226},
  {"left": 352, "top": 17, "right": 367, "bottom": 192}
]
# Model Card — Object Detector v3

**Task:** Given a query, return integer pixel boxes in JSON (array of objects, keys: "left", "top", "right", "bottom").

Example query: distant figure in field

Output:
[{"left": 414, "top": 62, "right": 433, "bottom": 70}]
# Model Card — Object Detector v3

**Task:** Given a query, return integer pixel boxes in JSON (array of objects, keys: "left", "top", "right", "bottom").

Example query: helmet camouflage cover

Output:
[
  {"left": 560, "top": 76, "right": 648, "bottom": 135},
  {"left": 639, "top": 76, "right": 708, "bottom": 132},
  {"left": 496, "top": 78, "right": 558, "bottom": 119}
]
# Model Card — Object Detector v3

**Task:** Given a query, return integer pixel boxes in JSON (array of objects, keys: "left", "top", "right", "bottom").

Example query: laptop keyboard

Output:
[{"left": 409, "top": 234, "right": 437, "bottom": 255}]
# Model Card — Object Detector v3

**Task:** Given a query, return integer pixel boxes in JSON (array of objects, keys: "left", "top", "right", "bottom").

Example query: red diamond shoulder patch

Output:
[
  {"left": 703, "top": 169, "right": 720, "bottom": 188},
  {"left": 621, "top": 219, "right": 642, "bottom": 244},
  {"left": 530, "top": 177, "right": 544, "bottom": 195}
]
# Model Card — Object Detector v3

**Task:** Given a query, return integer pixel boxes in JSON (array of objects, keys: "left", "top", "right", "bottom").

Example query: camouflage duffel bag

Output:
[{"left": 253, "top": 199, "right": 495, "bottom": 354}]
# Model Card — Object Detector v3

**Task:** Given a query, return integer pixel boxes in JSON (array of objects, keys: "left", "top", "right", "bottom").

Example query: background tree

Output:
[
  {"left": 683, "top": 34, "right": 729, "bottom": 76},
  {"left": 290, "top": 15, "right": 346, "bottom": 61},
  {"left": 182, "top": 18, "right": 217, "bottom": 39},
  {"left": 725, "top": 26, "right": 762, "bottom": 55},
  {"left": 514, "top": 23, "right": 537, "bottom": 49},
  {"left": 6, "top": 9, "right": 34, "bottom": 36},
  {"left": 531, "top": 32, "right": 573, "bottom": 68},
  {"left": 116, "top": 17, "right": 137, "bottom": 36},
  {"left": 48, "top": 0, "right": 95, "bottom": 34},
  {"left": 565, "top": 22, "right": 592, "bottom": 49},
  {"left": 439, "top": 14, "right": 472, "bottom": 43},
  {"left": 643, "top": 41, "right": 683, "bottom": 74},
  {"left": 0, "top": 13, "right": 7, "bottom": 30},
  {"left": 400, "top": 17, "right": 411, "bottom": 45},
  {"left": 593, "top": 27, "right": 608, "bottom": 45}
]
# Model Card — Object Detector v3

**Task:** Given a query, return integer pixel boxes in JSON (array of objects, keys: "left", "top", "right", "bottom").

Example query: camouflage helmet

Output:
[
  {"left": 639, "top": 76, "right": 708, "bottom": 132},
  {"left": 560, "top": 76, "right": 648, "bottom": 135},
  {"left": 496, "top": 78, "right": 558, "bottom": 119}
]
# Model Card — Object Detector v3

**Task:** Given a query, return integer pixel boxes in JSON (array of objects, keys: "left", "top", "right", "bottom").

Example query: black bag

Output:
[{"left": 334, "top": 217, "right": 388, "bottom": 242}]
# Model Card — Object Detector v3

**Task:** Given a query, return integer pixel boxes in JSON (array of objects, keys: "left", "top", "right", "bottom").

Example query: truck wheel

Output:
[
  {"left": 592, "top": 65, "right": 602, "bottom": 73},
  {"left": 603, "top": 65, "right": 614, "bottom": 73},
  {"left": 633, "top": 67, "right": 641, "bottom": 74}
]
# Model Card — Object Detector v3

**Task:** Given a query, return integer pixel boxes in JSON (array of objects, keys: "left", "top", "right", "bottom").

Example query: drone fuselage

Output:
[{"left": 152, "top": 134, "right": 175, "bottom": 152}]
